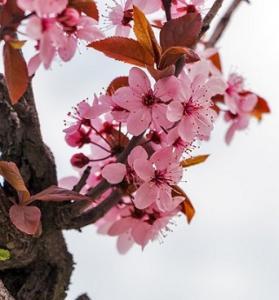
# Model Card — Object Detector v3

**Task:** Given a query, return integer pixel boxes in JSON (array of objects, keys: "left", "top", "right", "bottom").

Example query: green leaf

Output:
[{"left": 0, "top": 248, "right": 11, "bottom": 261}]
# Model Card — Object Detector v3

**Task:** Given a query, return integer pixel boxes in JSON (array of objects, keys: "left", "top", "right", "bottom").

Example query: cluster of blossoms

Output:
[
  {"left": 1, "top": 0, "right": 268, "bottom": 251},
  {"left": 17, "top": 0, "right": 103, "bottom": 74}
]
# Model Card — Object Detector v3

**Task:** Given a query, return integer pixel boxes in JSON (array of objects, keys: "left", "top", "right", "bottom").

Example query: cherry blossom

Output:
[
  {"left": 17, "top": 0, "right": 68, "bottom": 16},
  {"left": 167, "top": 64, "right": 225, "bottom": 142},
  {"left": 224, "top": 93, "right": 258, "bottom": 144},
  {"left": 171, "top": 0, "right": 205, "bottom": 18},
  {"left": 101, "top": 163, "right": 126, "bottom": 184},
  {"left": 113, "top": 67, "right": 179, "bottom": 136},
  {"left": 133, "top": 147, "right": 183, "bottom": 211}
]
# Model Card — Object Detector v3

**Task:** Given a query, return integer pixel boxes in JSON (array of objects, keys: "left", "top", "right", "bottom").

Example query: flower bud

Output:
[
  {"left": 71, "top": 153, "right": 90, "bottom": 168},
  {"left": 58, "top": 8, "right": 80, "bottom": 27}
]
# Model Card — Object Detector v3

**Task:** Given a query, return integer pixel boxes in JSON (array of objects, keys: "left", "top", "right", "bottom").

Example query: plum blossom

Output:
[
  {"left": 133, "top": 147, "right": 183, "bottom": 211},
  {"left": 105, "top": 0, "right": 161, "bottom": 37},
  {"left": 224, "top": 93, "right": 258, "bottom": 144},
  {"left": 107, "top": 204, "right": 180, "bottom": 251},
  {"left": 171, "top": 0, "right": 205, "bottom": 18},
  {"left": 113, "top": 67, "right": 179, "bottom": 136},
  {"left": 17, "top": 0, "right": 68, "bottom": 16},
  {"left": 19, "top": 1, "right": 103, "bottom": 74},
  {"left": 106, "top": 0, "right": 133, "bottom": 37},
  {"left": 225, "top": 73, "right": 245, "bottom": 114},
  {"left": 101, "top": 163, "right": 126, "bottom": 184},
  {"left": 167, "top": 64, "right": 225, "bottom": 142}
]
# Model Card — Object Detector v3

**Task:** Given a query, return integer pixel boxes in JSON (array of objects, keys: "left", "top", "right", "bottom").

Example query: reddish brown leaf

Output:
[
  {"left": 107, "top": 76, "right": 129, "bottom": 95},
  {"left": 160, "top": 12, "right": 202, "bottom": 51},
  {"left": 0, "top": 161, "right": 30, "bottom": 203},
  {"left": 0, "top": 0, "right": 24, "bottom": 29},
  {"left": 9, "top": 204, "right": 41, "bottom": 235},
  {"left": 29, "top": 185, "right": 90, "bottom": 203},
  {"left": 147, "top": 65, "right": 175, "bottom": 81},
  {"left": 172, "top": 185, "right": 195, "bottom": 224},
  {"left": 69, "top": 0, "right": 99, "bottom": 20},
  {"left": 208, "top": 52, "right": 222, "bottom": 72},
  {"left": 180, "top": 155, "right": 209, "bottom": 168},
  {"left": 88, "top": 37, "right": 154, "bottom": 67},
  {"left": 182, "top": 198, "right": 195, "bottom": 224},
  {"left": 3, "top": 42, "right": 29, "bottom": 104},
  {"left": 252, "top": 96, "right": 270, "bottom": 121},
  {"left": 159, "top": 46, "right": 199, "bottom": 69},
  {"left": 133, "top": 5, "right": 161, "bottom": 65}
]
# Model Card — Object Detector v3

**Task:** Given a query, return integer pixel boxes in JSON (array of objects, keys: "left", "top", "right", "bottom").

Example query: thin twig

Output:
[
  {"left": 161, "top": 0, "right": 172, "bottom": 21},
  {"left": 56, "top": 134, "right": 144, "bottom": 228},
  {"left": 199, "top": 0, "right": 225, "bottom": 38},
  {"left": 206, "top": 0, "right": 249, "bottom": 47},
  {"left": 62, "top": 190, "right": 122, "bottom": 230},
  {"left": 73, "top": 166, "right": 91, "bottom": 192}
]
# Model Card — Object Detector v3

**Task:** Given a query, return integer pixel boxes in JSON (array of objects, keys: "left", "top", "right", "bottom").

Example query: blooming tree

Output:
[{"left": 0, "top": 0, "right": 270, "bottom": 298}]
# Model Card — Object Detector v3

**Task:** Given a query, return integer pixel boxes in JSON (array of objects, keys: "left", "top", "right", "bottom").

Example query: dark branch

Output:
[
  {"left": 56, "top": 134, "right": 144, "bottom": 228},
  {"left": 61, "top": 190, "right": 122, "bottom": 230},
  {"left": 199, "top": 0, "right": 225, "bottom": 38},
  {"left": 162, "top": 0, "right": 172, "bottom": 21},
  {"left": 73, "top": 166, "right": 91, "bottom": 193},
  {"left": 206, "top": 0, "right": 249, "bottom": 47}
]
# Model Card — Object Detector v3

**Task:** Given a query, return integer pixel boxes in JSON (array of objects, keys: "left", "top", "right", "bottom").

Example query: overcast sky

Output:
[{"left": 2, "top": 0, "right": 279, "bottom": 299}]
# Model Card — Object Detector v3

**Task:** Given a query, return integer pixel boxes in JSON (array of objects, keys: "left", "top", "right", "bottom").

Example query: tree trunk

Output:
[{"left": 0, "top": 74, "right": 74, "bottom": 300}]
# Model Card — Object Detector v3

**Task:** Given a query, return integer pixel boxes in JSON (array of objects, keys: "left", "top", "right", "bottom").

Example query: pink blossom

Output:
[
  {"left": 133, "top": 147, "right": 183, "bottom": 211},
  {"left": 224, "top": 93, "right": 258, "bottom": 144},
  {"left": 133, "top": 0, "right": 162, "bottom": 14},
  {"left": 113, "top": 67, "right": 179, "bottom": 136},
  {"left": 24, "top": 10, "right": 103, "bottom": 74},
  {"left": 101, "top": 163, "right": 126, "bottom": 184},
  {"left": 167, "top": 67, "right": 225, "bottom": 142},
  {"left": 0, "top": 0, "right": 7, "bottom": 6},
  {"left": 17, "top": 0, "right": 68, "bottom": 16},
  {"left": 107, "top": 202, "right": 180, "bottom": 251},
  {"left": 171, "top": 0, "right": 204, "bottom": 18},
  {"left": 225, "top": 73, "right": 245, "bottom": 114},
  {"left": 107, "top": 1, "right": 133, "bottom": 37}
]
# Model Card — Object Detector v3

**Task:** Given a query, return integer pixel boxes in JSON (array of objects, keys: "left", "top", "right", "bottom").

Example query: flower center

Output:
[
  {"left": 183, "top": 99, "right": 199, "bottom": 115},
  {"left": 142, "top": 90, "right": 159, "bottom": 107},
  {"left": 122, "top": 9, "right": 133, "bottom": 26},
  {"left": 152, "top": 170, "right": 170, "bottom": 186}
]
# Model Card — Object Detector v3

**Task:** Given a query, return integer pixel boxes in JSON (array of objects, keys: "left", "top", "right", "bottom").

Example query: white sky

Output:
[{"left": 1, "top": 1, "right": 279, "bottom": 299}]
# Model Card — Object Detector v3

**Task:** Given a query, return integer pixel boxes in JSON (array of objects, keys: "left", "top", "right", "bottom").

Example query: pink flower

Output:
[
  {"left": 107, "top": 0, "right": 133, "bottom": 37},
  {"left": 133, "top": 0, "right": 162, "bottom": 14},
  {"left": 225, "top": 73, "right": 245, "bottom": 114},
  {"left": 23, "top": 6, "right": 103, "bottom": 74},
  {"left": 133, "top": 147, "right": 183, "bottom": 211},
  {"left": 17, "top": 0, "right": 68, "bottom": 16},
  {"left": 101, "top": 163, "right": 126, "bottom": 184},
  {"left": 113, "top": 67, "right": 179, "bottom": 136},
  {"left": 0, "top": 0, "right": 7, "bottom": 6},
  {"left": 171, "top": 0, "right": 204, "bottom": 18},
  {"left": 224, "top": 93, "right": 258, "bottom": 144},
  {"left": 167, "top": 68, "right": 225, "bottom": 142},
  {"left": 107, "top": 202, "right": 180, "bottom": 251}
]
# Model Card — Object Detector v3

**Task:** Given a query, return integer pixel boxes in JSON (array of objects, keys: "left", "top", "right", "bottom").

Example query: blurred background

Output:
[{"left": 2, "top": 0, "right": 279, "bottom": 299}]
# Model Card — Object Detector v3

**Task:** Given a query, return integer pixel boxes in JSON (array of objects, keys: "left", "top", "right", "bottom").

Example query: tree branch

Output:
[
  {"left": 61, "top": 190, "right": 122, "bottom": 230},
  {"left": 206, "top": 0, "right": 249, "bottom": 47},
  {"left": 56, "top": 134, "right": 144, "bottom": 229},
  {"left": 199, "top": 0, "right": 225, "bottom": 38},
  {"left": 162, "top": 0, "right": 172, "bottom": 21}
]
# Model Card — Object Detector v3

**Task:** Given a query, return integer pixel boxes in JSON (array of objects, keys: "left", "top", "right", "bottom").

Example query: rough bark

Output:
[{"left": 0, "top": 76, "right": 74, "bottom": 300}]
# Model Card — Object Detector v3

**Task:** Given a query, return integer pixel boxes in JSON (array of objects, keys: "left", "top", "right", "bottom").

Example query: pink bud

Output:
[
  {"left": 71, "top": 153, "right": 90, "bottom": 168},
  {"left": 58, "top": 8, "right": 80, "bottom": 27}
]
